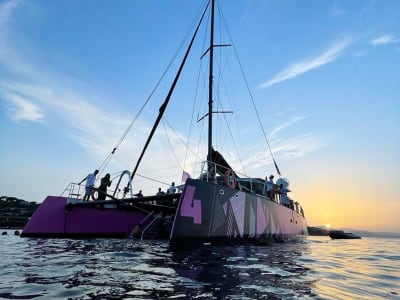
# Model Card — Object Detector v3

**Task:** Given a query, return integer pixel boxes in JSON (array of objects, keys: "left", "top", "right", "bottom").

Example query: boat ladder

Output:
[{"left": 141, "top": 213, "right": 166, "bottom": 240}]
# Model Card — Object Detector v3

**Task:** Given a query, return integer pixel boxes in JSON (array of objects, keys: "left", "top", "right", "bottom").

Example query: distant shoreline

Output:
[{"left": 308, "top": 226, "right": 400, "bottom": 238}]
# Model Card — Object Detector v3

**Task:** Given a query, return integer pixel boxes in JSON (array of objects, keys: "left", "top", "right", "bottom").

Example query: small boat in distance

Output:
[
  {"left": 21, "top": 0, "right": 308, "bottom": 244},
  {"left": 329, "top": 230, "right": 361, "bottom": 239}
]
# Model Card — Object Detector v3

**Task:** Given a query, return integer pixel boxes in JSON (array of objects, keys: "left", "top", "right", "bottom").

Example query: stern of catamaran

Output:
[{"left": 170, "top": 177, "right": 307, "bottom": 244}]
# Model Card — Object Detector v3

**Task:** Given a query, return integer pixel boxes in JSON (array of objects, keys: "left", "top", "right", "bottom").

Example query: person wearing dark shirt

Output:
[
  {"left": 98, "top": 173, "right": 112, "bottom": 201},
  {"left": 134, "top": 190, "right": 143, "bottom": 198}
]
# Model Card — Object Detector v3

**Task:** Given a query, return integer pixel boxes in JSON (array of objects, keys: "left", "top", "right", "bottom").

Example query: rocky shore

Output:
[{"left": 0, "top": 196, "right": 39, "bottom": 228}]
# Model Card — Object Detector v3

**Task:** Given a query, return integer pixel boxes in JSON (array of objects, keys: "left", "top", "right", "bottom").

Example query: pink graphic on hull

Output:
[
  {"left": 257, "top": 197, "right": 268, "bottom": 237},
  {"left": 180, "top": 185, "right": 202, "bottom": 224},
  {"left": 229, "top": 192, "right": 246, "bottom": 237}
]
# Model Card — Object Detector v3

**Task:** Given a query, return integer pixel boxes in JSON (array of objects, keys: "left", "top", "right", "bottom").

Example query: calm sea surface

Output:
[{"left": 0, "top": 232, "right": 399, "bottom": 299}]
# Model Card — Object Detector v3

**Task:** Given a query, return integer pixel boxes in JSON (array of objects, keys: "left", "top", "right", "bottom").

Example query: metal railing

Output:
[{"left": 61, "top": 170, "right": 134, "bottom": 200}]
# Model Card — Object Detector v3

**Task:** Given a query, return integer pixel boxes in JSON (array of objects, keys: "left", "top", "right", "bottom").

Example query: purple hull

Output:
[
  {"left": 170, "top": 179, "right": 307, "bottom": 242},
  {"left": 21, "top": 196, "right": 151, "bottom": 238},
  {"left": 22, "top": 179, "right": 307, "bottom": 241}
]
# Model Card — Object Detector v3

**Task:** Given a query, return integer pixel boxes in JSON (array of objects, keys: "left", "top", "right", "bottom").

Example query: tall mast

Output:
[{"left": 207, "top": 0, "right": 215, "bottom": 180}]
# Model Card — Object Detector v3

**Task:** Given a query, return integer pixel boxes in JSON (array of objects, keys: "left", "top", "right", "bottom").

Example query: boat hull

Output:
[
  {"left": 329, "top": 230, "right": 361, "bottom": 239},
  {"left": 170, "top": 179, "right": 307, "bottom": 244},
  {"left": 22, "top": 179, "right": 308, "bottom": 241},
  {"left": 21, "top": 196, "right": 152, "bottom": 238}
]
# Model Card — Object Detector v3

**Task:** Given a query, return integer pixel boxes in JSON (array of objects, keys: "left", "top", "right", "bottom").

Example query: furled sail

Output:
[{"left": 210, "top": 148, "right": 237, "bottom": 177}]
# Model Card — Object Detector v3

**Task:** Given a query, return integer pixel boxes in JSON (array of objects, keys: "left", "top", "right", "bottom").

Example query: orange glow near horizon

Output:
[{"left": 291, "top": 169, "right": 400, "bottom": 232}]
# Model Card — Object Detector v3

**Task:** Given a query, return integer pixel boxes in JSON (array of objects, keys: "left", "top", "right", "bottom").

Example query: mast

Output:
[{"left": 207, "top": 0, "right": 215, "bottom": 180}]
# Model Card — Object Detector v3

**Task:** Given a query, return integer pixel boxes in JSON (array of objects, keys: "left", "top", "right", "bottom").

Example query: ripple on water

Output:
[{"left": 1, "top": 233, "right": 399, "bottom": 299}]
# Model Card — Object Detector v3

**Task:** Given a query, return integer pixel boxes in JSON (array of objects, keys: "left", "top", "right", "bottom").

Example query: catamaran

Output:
[{"left": 21, "top": 0, "right": 307, "bottom": 243}]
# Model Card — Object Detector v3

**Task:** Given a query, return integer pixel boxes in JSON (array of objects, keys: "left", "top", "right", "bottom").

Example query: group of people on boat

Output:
[
  {"left": 78, "top": 169, "right": 111, "bottom": 201},
  {"left": 78, "top": 169, "right": 179, "bottom": 202},
  {"left": 78, "top": 168, "right": 299, "bottom": 214},
  {"left": 263, "top": 175, "right": 291, "bottom": 208},
  {"left": 155, "top": 182, "right": 176, "bottom": 196}
]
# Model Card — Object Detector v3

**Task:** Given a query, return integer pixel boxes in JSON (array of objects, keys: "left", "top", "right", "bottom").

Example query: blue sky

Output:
[{"left": 1, "top": 0, "right": 399, "bottom": 231}]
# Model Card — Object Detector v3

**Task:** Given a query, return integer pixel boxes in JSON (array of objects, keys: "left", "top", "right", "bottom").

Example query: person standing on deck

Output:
[
  {"left": 79, "top": 170, "right": 99, "bottom": 201},
  {"left": 279, "top": 183, "right": 290, "bottom": 207},
  {"left": 264, "top": 175, "right": 275, "bottom": 201},
  {"left": 134, "top": 190, "right": 143, "bottom": 198},
  {"left": 98, "top": 173, "right": 112, "bottom": 201},
  {"left": 156, "top": 188, "right": 165, "bottom": 196},
  {"left": 155, "top": 188, "right": 165, "bottom": 205},
  {"left": 167, "top": 182, "right": 176, "bottom": 194}
]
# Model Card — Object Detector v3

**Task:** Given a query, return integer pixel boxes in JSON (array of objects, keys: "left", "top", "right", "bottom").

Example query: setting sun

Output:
[{"left": 325, "top": 224, "right": 331, "bottom": 229}]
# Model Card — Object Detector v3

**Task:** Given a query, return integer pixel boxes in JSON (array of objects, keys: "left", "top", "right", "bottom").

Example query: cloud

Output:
[
  {"left": 227, "top": 117, "right": 327, "bottom": 176},
  {"left": 2, "top": 90, "right": 44, "bottom": 122},
  {"left": 237, "top": 133, "right": 328, "bottom": 175},
  {"left": 269, "top": 116, "right": 307, "bottom": 139},
  {"left": 2, "top": 81, "right": 141, "bottom": 150},
  {"left": 0, "top": 78, "right": 195, "bottom": 192},
  {"left": 273, "top": 134, "right": 327, "bottom": 158},
  {"left": 370, "top": 34, "right": 400, "bottom": 46},
  {"left": 259, "top": 39, "right": 351, "bottom": 88},
  {"left": 0, "top": 0, "right": 196, "bottom": 193}
]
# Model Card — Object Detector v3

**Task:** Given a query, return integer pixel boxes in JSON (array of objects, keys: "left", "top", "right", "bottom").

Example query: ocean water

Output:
[{"left": 0, "top": 232, "right": 399, "bottom": 299}]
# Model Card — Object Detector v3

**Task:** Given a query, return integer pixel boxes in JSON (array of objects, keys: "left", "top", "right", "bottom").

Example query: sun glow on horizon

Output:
[{"left": 325, "top": 224, "right": 331, "bottom": 229}]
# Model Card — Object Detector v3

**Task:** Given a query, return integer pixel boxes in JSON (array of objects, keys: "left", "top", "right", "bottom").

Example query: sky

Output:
[{"left": 0, "top": 0, "right": 399, "bottom": 233}]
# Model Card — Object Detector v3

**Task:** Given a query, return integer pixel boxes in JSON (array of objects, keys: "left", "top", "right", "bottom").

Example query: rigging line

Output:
[
  {"left": 213, "top": 17, "right": 245, "bottom": 175},
  {"left": 135, "top": 172, "right": 174, "bottom": 187},
  {"left": 219, "top": 4, "right": 282, "bottom": 176},
  {"left": 218, "top": 63, "right": 246, "bottom": 174},
  {"left": 194, "top": 112, "right": 206, "bottom": 176},
  {"left": 218, "top": 101, "right": 246, "bottom": 174},
  {"left": 183, "top": 8, "right": 209, "bottom": 175},
  {"left": 96, "top": 3, "right": 207, "bottom": 174},
  {"left": 210, "top": 16, "right": 245, "bottom": 174},
  {"left": 162, "top": 119, "right": 182, "bottom": 171},
  {"left": 136, "top": 163, "right": 185, "bottom": 174},
  {"left": 163, "top": 118, "right": 201, "bottom": 160},
  {"left": 161, "top": 119, "right": 205, "bottom": 183},
  {"left": 182, "top": 62, "right": 200, "bottom": 173},
  {"left": 212, "top": 15, "right": 232, "bottom": 151},
  {"left": 129, "top": 1, "right": 210, "bottom": 183}
]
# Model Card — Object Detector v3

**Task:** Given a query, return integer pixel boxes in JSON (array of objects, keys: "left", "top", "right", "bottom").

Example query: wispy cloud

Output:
[
  {"left": 2, "top": 90, "right": 44, "bottom": 122},
  {"left": 269, "top": 116, "right": 307, "bottom": 139},
  {"left": 0, "top": 78, "right": 194, "bottom": 188},
  {"left": 1, "top": 81, "right": 144, "bottom": 154},
  {"left": 228, "top": 117, "right": 327, "bottom": 176},
  {"left": 370, "top": 34, "right": 400, "bottom": 46},
  {"left": 272, "top": 134, "right": 327, "bottom": 158},
  {"left": 0, "top": 0, "right": 198, "bottom": 194},
  {"left": 238, "top": 133, "right": 328, "bottom": 175},
  {"left": 259, "top": 39, "right": 351, "bottom": 88}
]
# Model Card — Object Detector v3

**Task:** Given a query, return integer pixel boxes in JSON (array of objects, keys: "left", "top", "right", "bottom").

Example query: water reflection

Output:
[
  {"left": 2, "top": 234, "right": 398, "bottom": 299},
  {"left": 168, "top": 241, "right": 315, "bottom": 299},
  {"left": 5, "top": 237, "right": 315, "bottom": 299}
]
